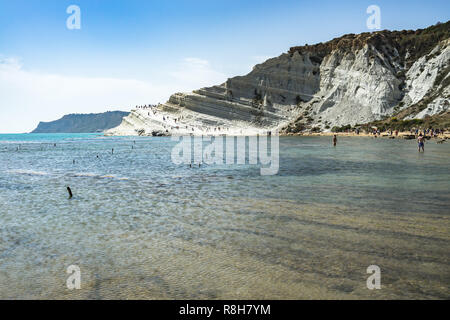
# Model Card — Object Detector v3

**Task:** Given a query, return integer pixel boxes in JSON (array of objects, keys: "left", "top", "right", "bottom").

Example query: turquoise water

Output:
[{"left": 0, "top": 133, "right": 449, "bottom": 299}]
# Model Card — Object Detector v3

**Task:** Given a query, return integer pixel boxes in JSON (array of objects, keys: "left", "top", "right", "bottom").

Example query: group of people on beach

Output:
[
  {"left": 413, "top": 128, "right": 444, "bottom": 137},
  {"left": 136, "top": 103, "right": 446, "bottom": 154},
  {"left": 344, "top": 126, "right": 447, "bottom": 138},
  {"left": 332, "top": 131, "right": 440, "bottom": 153}
]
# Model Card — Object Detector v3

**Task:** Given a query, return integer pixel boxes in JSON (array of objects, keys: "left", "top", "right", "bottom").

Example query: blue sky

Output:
[{"left": 0, "top": 0, "right": 449, "bottom": 132}]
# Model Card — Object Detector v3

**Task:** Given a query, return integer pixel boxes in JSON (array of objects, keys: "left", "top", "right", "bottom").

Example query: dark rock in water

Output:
[
  {"left": 31, "top": 111, "right": 129, "bottom": 133},
  {"left": 67, "top": 187, "right": 73, "bottom": 198},
  {"left": 152, "top": 130, "right": 169, "bottom": 137},
  {"left": 403, "top": 135, "right": 416, "bottom": 140}
]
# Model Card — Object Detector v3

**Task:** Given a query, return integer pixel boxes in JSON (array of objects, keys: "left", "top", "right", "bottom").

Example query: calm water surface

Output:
[{"left": 0, "top": 133, "right": 449, "bottom": 299}]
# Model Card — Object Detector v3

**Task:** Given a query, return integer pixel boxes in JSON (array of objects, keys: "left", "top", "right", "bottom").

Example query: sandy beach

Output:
[{"left": 288, "top": 131, "right": 450, "bottom": 139}]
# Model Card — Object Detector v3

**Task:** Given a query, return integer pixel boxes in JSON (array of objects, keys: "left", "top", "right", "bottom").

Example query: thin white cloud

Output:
[
  {"left": 0, "top": 56, "right": 23, "bottom": 70},
  {"left": 0, "top": 56, "right": 228, "bottom": 133},
  {"left": 184, "top": 57, "right": 210, "bottom": 66},
  {"left": 169, "top": 57, "right": 228, "bottom": 90}
]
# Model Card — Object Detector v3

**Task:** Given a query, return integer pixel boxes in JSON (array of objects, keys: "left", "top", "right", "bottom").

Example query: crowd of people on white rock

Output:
[
  {"left": 133, "top": 104, "right": 446, "bottom": 140},
  {"left": 133, "top": 104, "right": 245, "bottom": 134}
]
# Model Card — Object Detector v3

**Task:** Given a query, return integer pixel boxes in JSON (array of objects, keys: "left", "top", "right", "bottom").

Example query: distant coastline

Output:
[{"left": 31, "top": 111, "right": 129, "bottom": 134}]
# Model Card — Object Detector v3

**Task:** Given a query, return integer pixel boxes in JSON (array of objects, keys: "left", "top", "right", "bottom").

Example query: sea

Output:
[{"left": 0, "top": 133, "right": 449, "bottom": 299}]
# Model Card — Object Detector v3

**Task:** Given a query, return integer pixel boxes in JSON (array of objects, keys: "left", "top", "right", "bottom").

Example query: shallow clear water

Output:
[{"left": 0, "top": 133, "right": 449, "bottom": 299}]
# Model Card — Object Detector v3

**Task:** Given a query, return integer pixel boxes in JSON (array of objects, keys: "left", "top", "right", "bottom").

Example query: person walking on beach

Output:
[
  {"left": 333, "top": 135, "right": 337, "bottom": 147},
  {"left": 418, "top": 134, "right": 425, "bottom": 152}
]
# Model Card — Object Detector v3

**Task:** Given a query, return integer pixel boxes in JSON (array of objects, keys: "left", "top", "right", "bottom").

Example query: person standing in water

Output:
[
  {"left": 418, "top": 134, "right": 425, "bottom": 152},
  {"left": 333, "top": 135, "right": 337, "bottom": 147}
]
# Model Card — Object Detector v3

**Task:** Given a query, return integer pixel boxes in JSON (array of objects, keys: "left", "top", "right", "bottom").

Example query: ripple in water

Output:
[{"left": 0, "top": 134, "right": 449, "bottom": 299}]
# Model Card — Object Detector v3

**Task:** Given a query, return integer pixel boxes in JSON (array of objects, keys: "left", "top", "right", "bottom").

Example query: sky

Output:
[{"left": 0, "top": 0, "right": 449, "bottom": 133}]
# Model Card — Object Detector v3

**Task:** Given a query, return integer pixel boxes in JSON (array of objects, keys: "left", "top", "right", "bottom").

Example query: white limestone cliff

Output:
[{"left": 106, "top": 23, "right": 450, "bottom": 136}]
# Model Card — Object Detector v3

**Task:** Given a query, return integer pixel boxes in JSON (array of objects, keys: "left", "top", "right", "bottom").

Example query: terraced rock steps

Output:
[{"left": 106, "top": 21, "right": 450, "bottom": 136}]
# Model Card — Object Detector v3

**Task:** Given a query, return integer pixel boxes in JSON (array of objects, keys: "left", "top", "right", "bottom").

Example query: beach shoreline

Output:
[
  {"left": 283, "top": 131, "right": 450, "bottom": 139},
  {"left": 106, "top": 109, "right": 450, "bottom": 139}
]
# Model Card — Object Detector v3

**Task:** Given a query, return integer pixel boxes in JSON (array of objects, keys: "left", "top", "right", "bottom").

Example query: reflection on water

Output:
[{"left": 0, "top": 134, "right": 449, "bottom": 299}]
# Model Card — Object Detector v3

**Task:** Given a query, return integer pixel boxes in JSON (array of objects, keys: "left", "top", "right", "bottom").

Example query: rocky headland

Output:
[{"left": 106, "top": 21, "right": 450, "bottom": 136}]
